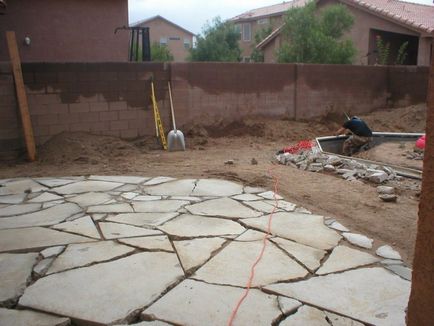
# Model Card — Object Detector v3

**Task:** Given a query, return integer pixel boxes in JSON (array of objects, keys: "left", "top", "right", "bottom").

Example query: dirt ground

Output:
[{"left": 0, "top": 104, "right": 426, "bottom": 265}]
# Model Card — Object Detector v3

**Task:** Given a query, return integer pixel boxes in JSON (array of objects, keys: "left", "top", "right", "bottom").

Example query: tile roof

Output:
[{"left": 230, "top": 0, "right": 308, "bottom": 21}]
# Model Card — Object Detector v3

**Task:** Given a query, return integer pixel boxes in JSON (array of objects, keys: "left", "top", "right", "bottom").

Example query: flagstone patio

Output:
[{"left": 0, "top": 176, "right": 411, "bottom": 325}]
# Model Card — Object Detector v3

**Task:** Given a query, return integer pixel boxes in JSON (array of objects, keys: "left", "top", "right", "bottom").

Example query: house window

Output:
[
  {"left": 184, "top": 38, "right": 191, "bottom": 49},
  {"left": 242, "top": 23, "right": 251, "bottom": 42},
  {"left": 160, "top": 37, "right": 167, "bottom": 46},
  {"left": 258, "top": 18, "right": 269, "bottom": 25}
]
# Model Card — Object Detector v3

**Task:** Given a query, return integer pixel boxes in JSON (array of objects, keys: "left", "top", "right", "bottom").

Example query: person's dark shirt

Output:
[{"left": 343, "top": 117, "right": 372, "bottom": 137}]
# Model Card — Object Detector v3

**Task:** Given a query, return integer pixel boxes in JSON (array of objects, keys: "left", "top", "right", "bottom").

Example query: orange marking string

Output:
[{"left": 227, "top": 165, "right": 280, "bottom": 326}]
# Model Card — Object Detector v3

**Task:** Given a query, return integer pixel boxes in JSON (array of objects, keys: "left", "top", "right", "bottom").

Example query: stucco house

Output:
[
  {"left": 0, "top": 0, "right": 129, "bottom": 62},
  {"left": 231, "top": 0, "right": 434, "bottom": 65},
  {"left": 131, "top": 15, "right": 195, "bottom": 62}
]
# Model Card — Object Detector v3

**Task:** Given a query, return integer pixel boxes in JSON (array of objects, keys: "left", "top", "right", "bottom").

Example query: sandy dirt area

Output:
[{"left": 0, "top": 104, "right": 426, "bottom": 265}]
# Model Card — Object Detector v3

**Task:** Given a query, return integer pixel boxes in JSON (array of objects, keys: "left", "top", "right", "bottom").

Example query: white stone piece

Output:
[
  {"left": 376, "top": 245, "right": 402, "bottom": 260},
  {"left": 159, "top": 214, "right": 245, "bottom": 237},
  {"left": 35, "top": 178, "right": 78, "bottom": 188},
  {"left": 0, "top": 179, "right": 47, "bottom": 195},
  {"left": 48, "top": 241, "right": 135, "bottom": 274},
  {"left": 325, "top": 311, "right": 365, "bottom": 326},
  {"left": 99, "top": 222, "right": 162, "bottom": 239},
  {"left": 368, "top": 172, "right": 388, "bottom": 184},
  {"left": 232, "top": 193, "right": 262, "bottom": 201},
  {"left": 272, "top": 237, "right": 326, "bottom": 272},
  {"left": 43, "top": 200, "right": 65, "bottom": 209},
  {"left": 133, "top": 195, "right": 163, "bottom": 201},
  {"left": 133, "top": 200, "right": 188, "bottom": 213},
  {"left": 67, "top": 192, "right": 112, "bottom": 207},
  {"left": 143, "top": 279, "right": 280, "bottom": 326},
  {"left": 144, "top": 179, "right": 196, "bottom": 196},
  {"left": 0, "top": 203, "right": 82, "bottom": 229},
  {"left": 144, "top": 176, "right": 176, "bottom": 186},
  {"left": 19, "top": 252, "right": 184, "bottom": 325},
  {"left": 0, "top": 227, "right": 94, "bottom": 252},
  {"left": 194, "top": 240, "right": 308, "bottom": 287},
  {"left": 186, "top": 197, "right": 262, "bottom": 218},
  {"left": 173, "top": 237, "right": 226, "bottom": 271},
  {"left": 33, "top": 258, "right": 54, "bottom": 276},
  {"left": 385, "top": 265, "right": 412, "bottom": 281},
  {"left": 0, "top": 253, "right": 38, "bottom": 306},
  {"left": 316, "top": 246, "right": 378, "bottom": 275},
  {"left": 88, "top": 175, "right": 149, "bottom": 184},
  {"left": 52, "top": 216, "right": 100, "bottom": 239},
  {"left": 0, "top": 307, "right": 70, "bottom": 326},
  {"left": 244, "top": 186, "right": 266, "bottom": 194},
  {"left": 281, "top": 305, "right": 329, "bottom": 326},
  {"left": 244, "top": 200, "right": 276, "bottom": 213},
  {"left": 379, "top": 194, "right": 398, "bottom": 202},
  {"left": 258, "top": 191, "right": 283, "bottom": 200},
  {"left": 377, "top": 186, "right": 395, "bottom": 195},
  {"left": 53, "top": 181, "right": 123, "bottom": 195},
  {"left": 264, "top": 200, "right": 297, "bottom": 212},
  {"left": 381, "top": 259, "right": 403, "bottom": 265},
  {"left": 191, "top": 179, "right": 243, "bottom": 196},
  {"left": 243, "top": 212, "right": 341, "bottom": 250},
  {"left": 118, "top": 236, "right": 173, "bottom": 252},
  {"left": 235, "top": 229, "right": 270, "bottom": 242},
  {"left": 29, "top": 192, "right": 64, "bottom": 202},
  {"left": 0, "top": 194, "right": 26, "bottom": 204},
  {"left": 40, "top": 246, "right": 65, "bottom": 258},
  {"left": 265, "top": 267, "right": 410, "bottom": 326},
  {"left": 120, "top": 192, "right": 139, "bottom": 200},
  {"left": 91, "top": 214, "right": 106, "bottom": 221},
  {"left": 0, "top": 203, "right": 41, "bottom": 217},
  {"left": 295, "top": 207, "right": 312, "bottom": 214},
  {"left": 329, "top": 221, "right": 350, "bottom": 232},
  {"left": 87, "top": 203, "right": 133, "bottom": 214},
  {"left": 106, "top": 212, "right": 178, "bottom": 227},
  {"left": 170, "top": 196, "right": 202, "bottom": 202},
  {"left": 342, "top": 233, "right": 373, "bottom": 249},
  {"left": 278, "top": 297, "right": 302, "bottom": 314}
]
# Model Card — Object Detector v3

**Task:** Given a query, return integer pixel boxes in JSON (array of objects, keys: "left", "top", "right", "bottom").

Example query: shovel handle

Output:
[{"left": 168, "top": 82, "right": 177, "bottom": 132}]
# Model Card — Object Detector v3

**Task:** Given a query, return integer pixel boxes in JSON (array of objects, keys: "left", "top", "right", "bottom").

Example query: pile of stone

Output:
[{"left": 276, "top": 149, "right": 400, "bottom": 184}]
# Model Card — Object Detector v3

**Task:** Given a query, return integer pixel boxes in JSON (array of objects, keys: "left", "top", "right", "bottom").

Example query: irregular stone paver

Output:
[
  {"left": 0, "top": 307, "right": 70, "bottom": 326},
  {"left": 280, "top": 305, "right": 329, "bottom": 326},
  {"left": 0, "top": 179, "right": 47, "bottom": 195},
  {"left": 67, "top": 192, "right": 112, "bottom": 207},
  {"left": 33, "top": 258, "right": 54, "bottom": 276},
  {"left": 52, "top": 181, "right": 123, "bottom": 195},
  {"left": 316, "top": 245, "right": 378, "bottom": 275},
  {"left": 114, "top": 184, "right": 138, "bottom": 192},
  {"left": 232, "top": 193, "right": 262, "bottom": 201},
  {"left": 35, "top": 178, "right": 78, "bottom": 188},
  {"left": 159, "top": 214, "right": 245, "bottom": 237},
  {"left": 265, "top": 267, "right": 410, "bottom": 326},
  {"left": 144, "top": 179, "right": 196, "bottom": 196},
  {"left": 381, "top": 259, "right": 403, "bottom": 265},
  {"left": 118, "top": 236, "right": 173, "bottom": 252},
  {"left": 173, "top": 237, "right": 226, "bottom": 271},
  {"left": 170, "top": 196, "right": 202, "bottom": 202},
  {"left": 143, "top": 279, "right": 281, "bottom": 326},
  {"left": 243, "top": 212, "right": 341, "bottom": 250},
  {"left": 272, "top": 237, "right": 326, "bottom": 272},
  {"left": 91, "top": 213, "right": 106, "bottom": 221},
  {"left": 376, "top": 245, "right": 402, "bottom": 260},
  {"left": 264, "top": 200, "right": 296, "bottom": 212},
  {"left": 133, "top": 200, "right": 188, "bottom": 213},
  {"left": 235, "top": 229, "right": 271, "bottom": 241},
  {"left": 329, "top": 221, "right": 350, "bottom": 232},
  {"left": 40, "top": 246, "right": 65, "bottom": 258},
  {"left": 106, "top": 212, "right": 178, "bottom": 227},
  {"left": 120, "top": 192, "right": 139, "bottom": 200},
  {"left": 385, "top": 264, "right": 412, "bottom": 281},
  {"left": 88, "top": 175, "right": 149, "bottom": 184},
  {"left": 19, "top": 252, "right": 184, "bottom": 325},
  {"left": 0, "top": 203, "right": 82, "bottom": 229},
  {"left": 0, "top": 203, "right": 41, "bottom": 217},
  {"left": 29, "top": 192, "right": 63, "bottom": 202},
  {"left": 186, "top": 197, "right": 262, "bottom": 218},
  {"left": 43, "top": 200, "right": 65, "bottom": 209},
  {"left": 99, "top": 222, "right": 162, "bottom": 239},
  {"left": 48, "top": 241, "right": 135, "bottom": 274},
  {"left": 191, "top": 179, "right": 243, "bottom": 196},
  {"left": 133, "top": 195, "right": 163, "bottom": 201},
  {"left": 244, "top": 200, "right": 276, "bottom": 213},
  {"left": 342, "top": 233, "right": 373, "bottom": 249},
  {"left": 52, "top": 216, "right": 100, "bottom": 239},
  {"left": 0, "top": 253, "right": 38, "bottom": 306},
  {"left": 144, "top": 176, "right": 176, "bottom": 186},
  {"left": 87, "top": 203, "right": 133, "bottom": 214},
  {"left": 194, "top": 240, "right": 308, "bottom": 287},
  {"left": 0, "top": 227, "right": 95, "bottom": 252},
  {"left": 325, "top": 311, "right": 365, "bottom": 326},
  {"left": 258, "top": 191, "right": 283, "bottom": 200},
  {"left": 278, "top": 297, "right": 302, "bottom": 314},
  {"left": 0, "top": 194, "right": 26, "bottom": 204}
]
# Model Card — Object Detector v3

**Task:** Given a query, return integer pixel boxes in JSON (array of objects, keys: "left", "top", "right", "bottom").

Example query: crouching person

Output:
[{"left": 336, "top": 116, "right": 373, "bottom": 156}]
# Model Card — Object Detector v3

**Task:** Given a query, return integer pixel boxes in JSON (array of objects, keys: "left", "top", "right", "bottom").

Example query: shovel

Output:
[{"left": 167, "top": 82, "right": 185, "bottom": 151}]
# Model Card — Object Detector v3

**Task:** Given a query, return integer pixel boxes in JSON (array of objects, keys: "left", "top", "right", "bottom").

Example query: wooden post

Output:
[{"left": 6, "top": 31, "right": 36, "bottom": 161}]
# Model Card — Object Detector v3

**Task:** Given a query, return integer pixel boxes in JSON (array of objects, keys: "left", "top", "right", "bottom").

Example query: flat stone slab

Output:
[
  {"left": 385, "top": 264, "right": 412, "bottom": 281},
  {"left": 235, "top": 229, "right": 271, "bottom": 242},
  {"left": 280, "top": 305, "right": 330, "bottom": 326},
  {"left": 272, "top": 237, "right": 326, "bottom": 272},
  {"left": 88, "top": 175, "right": 149, "bottom": 184},
  {"left": 265, "top": 267, "right": 411, "bottom": 326},
  {"left": 87, "top": 203, "right": 133, "bottom": 214},
  {"left": 33, "top": 258, "right": 54, "bottom": 277},
  {"left": 342, "top": 233, "right": 373, "bottom": 249},
  {"left": 40, "top": 246, "right": 65, "bottom": 258},
  {"left": 67, "top": 192, "right": 112, "bottom": 207},
  {"left": 53, "top": 181, "right": 123, "bottom": 195},
  {"left": 29, "top": 192, "right": 64, "bottom": 202},
  {"left": 132, "top": 200, "right": 188, "bottom": 213},
  {"left": 144, "top": 176, "right": 176, "bottom": 186},
  {"left": 0, "top": 307, "right": 70, "bottom": 326},
  {"left": 133, "top": 195, "right": 162, "bottom": 201},
  {"left": 159, "top": 214, "right": 245, "bottom": 237},
  {"left": 243, "top": 212, "right": 341, "bottom": 250},
  {"left": 0, "top": 179, "right": 47, "bottom": 195},
  {"left": 120, "top": 192, "right": 139, "bottom": 200},
  {"left": 99, "top": 222, "right": 162, "bottom": 239},
  {"left": 19, "top": 252, "right": 184, "bottom": 325},
  {"left": 52, "top": 216, "right": 100, "bottom": 239},
  {"left": 0, "top": 203, "right": 41, "bottom": 217},
  {"left": 264, "top": 200, "right": 296, "bottom": 212},
  {"left": 328, "top": 221, "right": 350, "bottom": 232},
  {"left": 34, "top": 178, "right": 78, "bottom": 188},
  {"left": 258, "top": 191, "right": 283, "bottom": 200},
  {"left": 186, "top": 198, "right": 262, "bottom": 218},
  {"left": 143, "top": 279, "right": 281, "bottom": 326},
  {"left": 118, "top": 236, "right": 173, "bottom": 252},
  {"left": 316, "top": 245, "right": 378, "bottom": 275},
  {"left": 48, "top": 241, "right": 135, "bottom": 274},
  {"left": 0, "top": 253, "right": 38, "bottom": 306},
  {"left": 278, "top": 297, "right": 302, "bottom": 314},
  {"left": 191, "top": 179, "right": 243, "bottom": 196},
  {"left": 194, "top": 240, "right": 308, "bottom": 287},
  {"left": 0, "top": 194, "right": 26, "bottom": 204},
  {"left": 244, "top": 200, "right": 276, "bottom": 213},
  {"left": 173, "top": 237, "right": 226, "bottom": 271},
  {"left": 144, "top": 179, "right": 196, "bottom": 196},
  {"left": 106, "top": 212, "right": 178, "bottom": 227},
  {"left": 0, "top": 227, "right": 94, "bottom": 253},
  {"left": 376, "top": 245, "right": 402, "bottom": 260},
  {"left": 232, "top": 193, "right": 262, "bottom": 201},
  {"left": 0, "top": 203, "right": 82, "bottom": 229}
]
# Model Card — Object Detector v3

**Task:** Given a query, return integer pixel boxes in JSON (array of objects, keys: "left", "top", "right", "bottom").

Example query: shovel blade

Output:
[{"left": 167, "top": 130, "right": 186, "bottom": 151}]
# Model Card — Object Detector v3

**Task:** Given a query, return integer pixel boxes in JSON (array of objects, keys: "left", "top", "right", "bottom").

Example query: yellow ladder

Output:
[{"left": 150, "top": 81, "right": 167, "bottom": 150}]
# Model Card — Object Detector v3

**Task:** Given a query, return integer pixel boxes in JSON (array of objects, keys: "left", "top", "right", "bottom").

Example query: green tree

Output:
[
  {"left": 189, "top": 17, "right": 241, "bottom": 62},
  {"left": 151, "top": 42, "right": 174, "bottom": 62},
  {"left": 251, "top": 26, "right": 273, "bottom": 63},
  {"left": 276, "top": 1, "right": 356, "bottom": 64}
]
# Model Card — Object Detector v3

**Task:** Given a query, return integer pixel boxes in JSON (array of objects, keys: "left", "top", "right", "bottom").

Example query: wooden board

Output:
[{"left": 6, "top": 31, "right": 37, "bottom": 161}]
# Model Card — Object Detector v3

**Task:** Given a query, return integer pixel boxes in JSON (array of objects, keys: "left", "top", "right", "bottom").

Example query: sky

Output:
[{"left": 128, "top": 0, "right": 434, "bottom": 35}]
